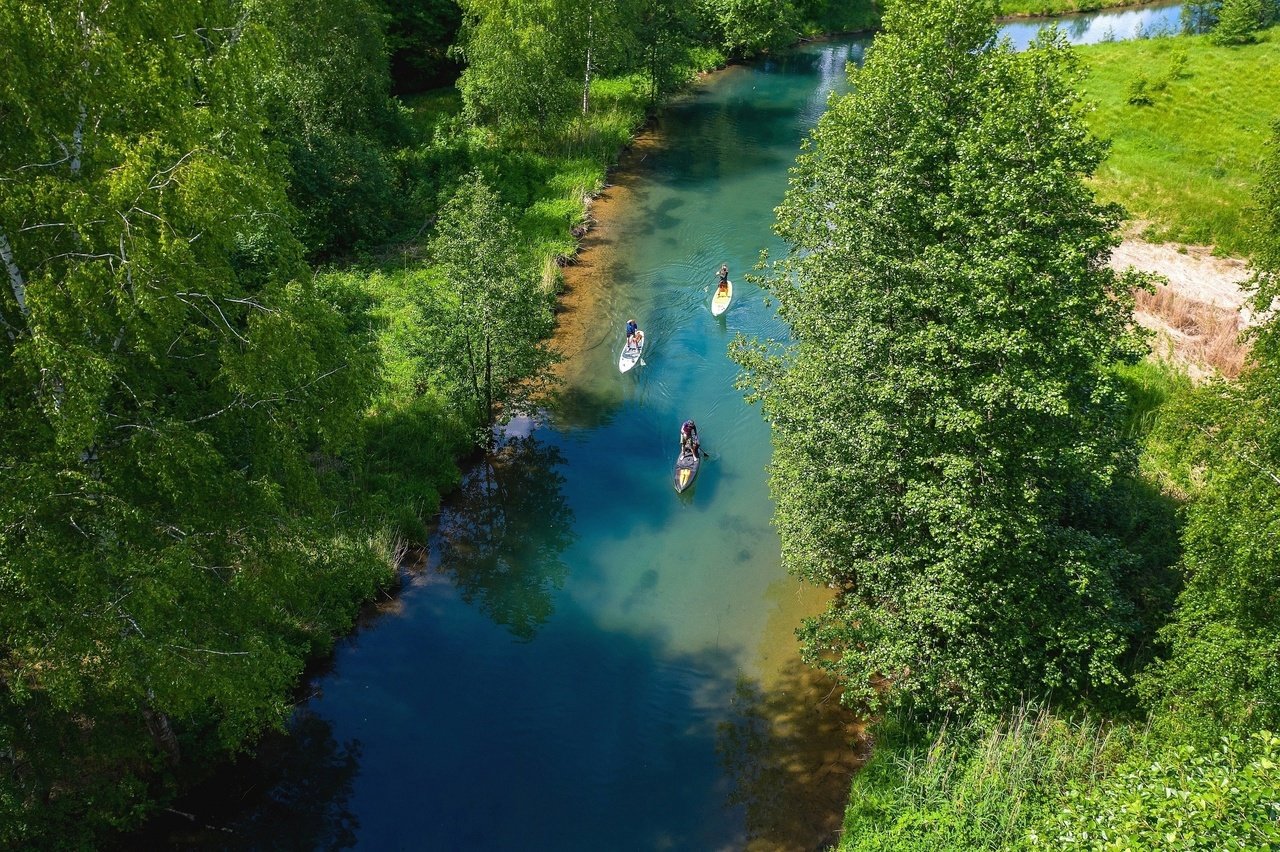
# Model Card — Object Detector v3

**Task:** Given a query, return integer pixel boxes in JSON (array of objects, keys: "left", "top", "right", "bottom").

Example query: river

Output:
[{"left": 140, "top": 4, "right": 1183, "bottom": 850}]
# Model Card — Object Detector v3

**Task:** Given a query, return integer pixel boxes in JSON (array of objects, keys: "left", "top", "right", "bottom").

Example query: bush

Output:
[
  {"left": 1126, "top": 76, "right": 1155, "bottom": 105},
  {"left": 1035, "top": 731, "right": 1280, "bottom": 850},
  {"left": 1210, "top": 0, "right": 1266, "bottom": 43}
]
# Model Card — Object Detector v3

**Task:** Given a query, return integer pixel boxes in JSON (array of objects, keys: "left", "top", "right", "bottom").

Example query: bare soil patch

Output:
[{"left": 1109, "top": 237, "right": 1256, "bottom": 378}]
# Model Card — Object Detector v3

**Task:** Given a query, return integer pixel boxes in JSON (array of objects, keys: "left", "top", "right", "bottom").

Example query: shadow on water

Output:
[
  {"left": 547, "top": 381, "right": 625, "bottom": 431},
  {"left": 123, "top": 712, "right": 360, "bottom": 851},
  {"left": 431, "top": 433, "right": 575, "bottom": 641},
  {"left": 718, "top": 658, "right": 869, "bottom": 852},
  {"left": 138, "top": 618, "right": 766, "bottom": 849}
]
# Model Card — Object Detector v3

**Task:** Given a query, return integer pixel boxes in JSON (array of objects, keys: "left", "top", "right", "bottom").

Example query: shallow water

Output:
[{"left": 142, "top": 8, "right": 1184, "bottom": 849}]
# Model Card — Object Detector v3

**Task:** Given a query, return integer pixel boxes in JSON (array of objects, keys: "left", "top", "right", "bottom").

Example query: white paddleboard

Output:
[
  {"left": 619, "top": 335, "right": 645, "bottom": 372},
  {"left": 711, "top": 280, "right": 733, "bottom": 317}
]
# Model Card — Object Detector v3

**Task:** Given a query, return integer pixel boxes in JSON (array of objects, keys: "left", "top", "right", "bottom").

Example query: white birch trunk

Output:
[
  {"left": 582, "top": 12, "right": 593, "bottom": 116},
  {"left": 0, "top": 233, "right": 28, "bottom": 319}
]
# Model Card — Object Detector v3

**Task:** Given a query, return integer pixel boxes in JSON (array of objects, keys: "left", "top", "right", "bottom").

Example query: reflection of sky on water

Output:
[{"left": 999, "top": 2, "right": 1183, "bottom": 50}]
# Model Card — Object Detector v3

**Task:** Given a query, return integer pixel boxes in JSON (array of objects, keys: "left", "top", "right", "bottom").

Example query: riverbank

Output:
[
  {"left": 1111, "top": 234, "right": 1255, "bottom": 379},
  {"left": 999, "top": 0, "right": 1172, "bottom": 18}
]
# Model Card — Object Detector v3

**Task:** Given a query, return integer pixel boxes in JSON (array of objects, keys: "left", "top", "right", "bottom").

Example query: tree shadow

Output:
[
  {"left": 429, "top": 433, "right": 576, "bottom": 641},
  {"left": 718, "top": 658, "right": 870, "bottom": 852},
  {"left": 122, "top": 711, "right": 360, "bottom": 851}
]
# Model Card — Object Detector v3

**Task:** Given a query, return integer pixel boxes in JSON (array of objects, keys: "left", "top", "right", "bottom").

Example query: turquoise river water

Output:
[{"left": 141, "top": 5, "right": 1181, "bottom": 849}]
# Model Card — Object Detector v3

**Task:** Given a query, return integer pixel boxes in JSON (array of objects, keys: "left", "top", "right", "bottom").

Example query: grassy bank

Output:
[
  {"left": 999, "top": 0, "right": 1154, "bottom": 18},
  {"left": 839, "top": 707, "right": 1138, "bottom": 851},
  {"left": 1078, "top": 31, "right": 1280, "bottom": 255}
]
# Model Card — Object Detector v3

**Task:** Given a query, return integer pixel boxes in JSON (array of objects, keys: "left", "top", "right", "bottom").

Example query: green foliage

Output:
[
  {"left": 1036, "top": 731, "right": 1280, "bottom": 850},
  {"left": 1125, "top": 76, "right": 1154, "bottom": 106},
  {"left": 1079, "top": 33, "right": 1280, "bottom": 256},
  {"left": 1211, "top": 0, "right": 1269, "bottom": 44},
  {"left": 246, "top": 0, "right": 407, "bottom": 255},
  {"left": 708, "top": 0, "right": 799, "bottom": 55},
  {"left": 1256, "top": 119, "right": 1280, "bottom": 314},
  {"left": 736, "top": 0, "right": 1146, "bottom": 717},
  {"left": 427, "top": 171, "right": 559, "bottom": 436},
  {"left": 0, "top": 2, "right": 393, "bottom": 843},
  {"left": 1112, "top": 359, "right": 1193, "bottom": 443},
  {"left": 794, "top": 0, "right": 880, "bottom": 34},
  {"left": 455, "top": 0, "right": 639, "bottom": 135},
  {"left": 1134, "top": 123, "right": 1280, "bottom": 747},
  {"left": 841, "top": 707, "right": 1133, "bottom": 852}
]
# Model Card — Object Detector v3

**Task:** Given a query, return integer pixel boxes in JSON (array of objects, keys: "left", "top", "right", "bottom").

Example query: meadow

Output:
[{"left": 1079, "top": 31, "right": 1280, "bottom": 255}]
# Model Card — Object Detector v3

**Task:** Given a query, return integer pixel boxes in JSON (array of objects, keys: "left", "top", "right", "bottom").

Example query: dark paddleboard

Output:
[{"left": 674, "top": 449, "right": 700, "bottom": 493}]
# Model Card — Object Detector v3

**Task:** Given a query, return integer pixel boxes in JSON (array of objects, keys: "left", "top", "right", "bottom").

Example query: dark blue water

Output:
[{"left": 142, "top": 6, "right": 1184, "bottom": 849}]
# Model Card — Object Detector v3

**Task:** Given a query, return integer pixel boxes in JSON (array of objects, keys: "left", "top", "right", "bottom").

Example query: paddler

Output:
[{"left": 680, "top": 419, "right": 699, "bottom": 457}]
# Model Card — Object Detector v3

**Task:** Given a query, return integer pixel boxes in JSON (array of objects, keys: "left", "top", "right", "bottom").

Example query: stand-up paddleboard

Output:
[
  {"left": 619, "top": 333, "right": 645, "bottom": 373},
  {"left": 674, "top": 447, "right": 701, "bottom": 493},
  {"left": 711, "top": 280, "right": 733, "bottom": 317}
]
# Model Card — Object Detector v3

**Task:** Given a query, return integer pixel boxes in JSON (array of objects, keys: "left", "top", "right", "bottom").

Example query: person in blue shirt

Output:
[{"left": 625, "top": 318, "right": 640, "bottom": 350}]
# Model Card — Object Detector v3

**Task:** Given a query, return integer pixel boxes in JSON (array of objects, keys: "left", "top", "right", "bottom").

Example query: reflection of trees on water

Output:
[
  {"left": 717, "top": 660, "right": 867, "bottom": 852},
  {"left": 130, "top": 711, "right": 360, "bottom": 850},
  {"left": 435, "top": 434, "right": 575, "bottom": 641}
]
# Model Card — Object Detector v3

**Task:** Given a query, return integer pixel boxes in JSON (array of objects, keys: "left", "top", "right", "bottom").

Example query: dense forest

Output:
[
  {"left": 735, "top": 0, "right": 1280, "bottom": 847},
  {"left": 0, "top": 0, "right": 874, "bottom": 846},
  {"left": 3, "top": 0, "right": 1279, "bottom": 847}
]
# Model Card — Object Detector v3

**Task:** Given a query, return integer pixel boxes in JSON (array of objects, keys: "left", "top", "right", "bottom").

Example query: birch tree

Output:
[
  {"left": 426, "top": 171, "right": 558, "bottom": 440},
  {"left": 0, "top": 2, "right": 383, "bottom": 843}
]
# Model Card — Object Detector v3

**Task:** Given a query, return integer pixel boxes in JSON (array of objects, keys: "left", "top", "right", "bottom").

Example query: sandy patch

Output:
[{"left": 1109, "top": 236, "right": 1256, "bottom": 377}]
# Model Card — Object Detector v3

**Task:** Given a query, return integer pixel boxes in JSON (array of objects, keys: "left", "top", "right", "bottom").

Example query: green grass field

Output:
[{"left": 1077, "top": 31, "right": 1280, "bottom": 256}]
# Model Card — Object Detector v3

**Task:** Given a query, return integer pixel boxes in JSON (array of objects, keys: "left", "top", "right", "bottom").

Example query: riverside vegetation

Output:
[
  {"left": 4, "top": 0, "right": 1280, "bottom": 848},
  {"left": 0, "top": 0, "right": 877, "bottom": 845},
  {"left": 732, "top": 0, "right": 1280, "bottom": 848}
]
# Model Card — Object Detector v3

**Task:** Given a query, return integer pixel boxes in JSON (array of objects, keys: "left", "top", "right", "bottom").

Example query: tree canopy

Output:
[
  {"left": 0, "top": 1, "right": 394, "bottom": 843},
  {"left": 736, "top": 0, "right": 1148, "bottom": 716}
]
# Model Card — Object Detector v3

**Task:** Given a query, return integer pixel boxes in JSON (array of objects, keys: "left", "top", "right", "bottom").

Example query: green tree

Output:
[
  {"left": 454, "top": 0, "right": 580, "bottom": 133},
  {"left": 0, "top": 2, "right": 384, "bottom": 843},
  {"left": 426, "top": 172, "right": 558, "bottom": 437},
  {"left": 1210, "top": 0, "right": 1266, "bottom": 43},
  {"left": 705, "top": 0, "right": 798, "bottom": 55},
  {"left": 734, "top": 0, "right": 1146, "bottom": 717},
  {"left": 246, "top": 0, "right": 406, "bottom": 255},
  {"left": 1137, "top": 122, "right": 1280, "bottom": 744},
  {"left": 637, "top": 0, "right": 701, "bottom": 102},
  {"left": 454, "top": 0, "right": 640, "bottom": 134}
]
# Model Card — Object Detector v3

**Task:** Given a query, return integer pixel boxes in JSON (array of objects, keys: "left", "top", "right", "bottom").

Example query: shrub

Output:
[{"left": 1034, "top": 732, "right": 1280, "bottom": 850}]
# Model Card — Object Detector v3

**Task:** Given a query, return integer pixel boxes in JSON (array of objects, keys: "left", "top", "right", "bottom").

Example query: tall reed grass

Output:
[
  {"left": 840, "top": 705, "right": 1138, "bottom": 851},
  {"left": 1134, "top": 284, "right": 1249, "bottom": 377}
]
